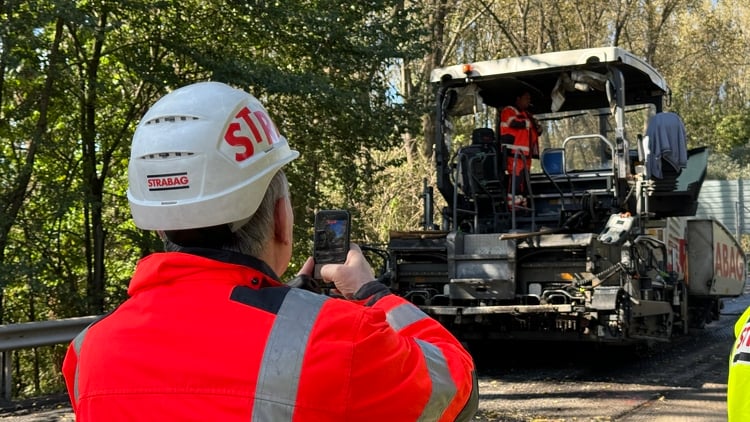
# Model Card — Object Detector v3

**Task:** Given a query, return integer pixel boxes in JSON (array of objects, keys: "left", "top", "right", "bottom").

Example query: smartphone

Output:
[{"left": 313, "top": 209, "right": 351, "bottom": 280}]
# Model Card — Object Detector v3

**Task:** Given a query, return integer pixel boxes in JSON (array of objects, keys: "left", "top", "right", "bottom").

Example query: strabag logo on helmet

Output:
[
  {"left": 222, "top": 105, "right": 280, "bottom": 163},
  {"left": 147, "top": 172, "right": 190, "bottom": 191}
]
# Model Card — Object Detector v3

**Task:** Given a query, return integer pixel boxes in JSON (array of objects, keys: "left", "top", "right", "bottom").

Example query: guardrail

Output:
[{"left": 0, "top": 316, "right": 99, "bottom": 402}]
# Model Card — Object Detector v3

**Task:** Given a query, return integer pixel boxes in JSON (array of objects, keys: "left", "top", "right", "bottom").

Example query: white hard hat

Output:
[{"left": 127, "top": 81, "right": 299, "bottom": 230}]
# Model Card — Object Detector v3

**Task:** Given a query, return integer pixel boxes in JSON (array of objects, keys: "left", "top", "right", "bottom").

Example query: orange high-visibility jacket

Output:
[
  {"left": 63, "top": 250, "right": 478, "bottom": 421},
  {"left": 499, "top": 106, "right": 540, "bottom": 156},
  {"left": 498, "top": 105, "right": 539, "bottom": 174}
]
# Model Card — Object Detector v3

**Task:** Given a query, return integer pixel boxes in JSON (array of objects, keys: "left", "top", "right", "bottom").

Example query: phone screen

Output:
[{"left": 313, "top": 210, "right": 350, "bottom": 279}]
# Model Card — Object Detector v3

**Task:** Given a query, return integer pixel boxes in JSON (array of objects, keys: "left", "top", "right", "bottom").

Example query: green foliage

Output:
[
  {"left": 707, "top": 147, "right": 750, "bottom": 180},
  {"left": 0, "top": 0, "right": 427, "bottom": 399},
  {"left": 712, "top": 110, "right": 750, "bottom": 154},
  {"left": 357, "top": 147, "right": 444, "bottom": 245}
]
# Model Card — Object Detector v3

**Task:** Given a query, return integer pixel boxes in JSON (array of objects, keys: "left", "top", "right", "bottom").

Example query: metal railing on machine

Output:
[{"left": 0, "top": 316, "right": 99, "bottom": 402}]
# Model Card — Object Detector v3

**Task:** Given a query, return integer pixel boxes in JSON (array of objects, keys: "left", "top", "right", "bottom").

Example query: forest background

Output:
[{"left": 1, "top": 0, "right": 749, "bottom": 399}]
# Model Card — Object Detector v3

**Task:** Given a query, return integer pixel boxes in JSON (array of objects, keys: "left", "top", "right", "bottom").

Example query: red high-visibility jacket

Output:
[
  {"left": 62, "top": 250, "right": 478, "bottom": 421},
  {"left": 499, "top": 105, "right": 540, "bottom": 156},
  {"left": 499, "top": 105, "right": 540, "bottom": 176}
]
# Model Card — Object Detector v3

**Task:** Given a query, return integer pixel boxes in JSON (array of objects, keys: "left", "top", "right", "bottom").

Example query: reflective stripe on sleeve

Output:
[
  {"left": 415, "top": 339, "right": 458, "bottom": 421},
  {"left": 733, "top": 352, "right": 750, "bottom": 364},
  {"left": 252, "top": 289, "right": 328, "bottom": 422},
  {"left": 71, "top": 326, "right": 90, "bottom": 404},
  {"left": 385, "top": 302, "right": 428, "bottom": 332}
]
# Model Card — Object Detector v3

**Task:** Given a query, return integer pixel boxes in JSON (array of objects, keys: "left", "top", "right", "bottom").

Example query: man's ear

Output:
[{"left": 273, "top": 197, "right": 292, "bottom": 245}]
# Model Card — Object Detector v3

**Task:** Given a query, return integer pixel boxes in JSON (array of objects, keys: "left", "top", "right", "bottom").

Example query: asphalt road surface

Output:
[
  {"left": 471, "top": 289, "right": 747, "bottom": 422},
  {"left": 2, "top": 291, "right": 746, "bottom": 422}
]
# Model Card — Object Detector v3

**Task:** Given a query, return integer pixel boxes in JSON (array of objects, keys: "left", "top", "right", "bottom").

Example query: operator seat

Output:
[
  {"left": 459, "top": 128, "right": 503, "bottom": 197},
  {"left": 638, "top": 113, "right": 706, "bottom": 218},
  {"left": 643, "top": 112, "right": 688, "bottom": 191},
  {"left": 454, "top": 128, "right": 505, "bottom": 232}
]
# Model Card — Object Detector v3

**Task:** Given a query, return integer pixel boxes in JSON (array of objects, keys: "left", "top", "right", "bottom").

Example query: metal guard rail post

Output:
[{"left": 0, "top": 315, "right": 100, "bottom": 402}]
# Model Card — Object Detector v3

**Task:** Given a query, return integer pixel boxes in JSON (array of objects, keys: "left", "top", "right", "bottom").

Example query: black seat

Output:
[
  {"left": 472, "top": 127, "right": 496, "bottom": 146},
  {"left": 458, "top": 144, "right": 503, "bottom": 197},
  {"left": 461, "top": 128, "right": 503, "bottom": 197},
  {"left": 455, "top": 140, "right": 506, "bottom": 233}
]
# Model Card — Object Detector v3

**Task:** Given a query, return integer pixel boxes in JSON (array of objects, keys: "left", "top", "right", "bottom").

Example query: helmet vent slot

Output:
[
  {"left": 144, "top": 115, "right": 199, "bottom": 125},
  {"left": 140, "top": 152, "right": 195, "bottom": 160}
]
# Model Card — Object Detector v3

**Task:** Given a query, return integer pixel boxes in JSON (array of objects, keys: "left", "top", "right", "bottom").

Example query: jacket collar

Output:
[
  {"left": 177, "top": 247, "right": 280, "bottom": 281},
  {"left": 128, "top": 249, "right": 283, "bottom": 297}
]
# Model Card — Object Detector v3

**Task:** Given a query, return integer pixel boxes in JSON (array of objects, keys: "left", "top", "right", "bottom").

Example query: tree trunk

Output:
[
  {"left": 80, "top": 10, "right": 109, "bottom": 314},
  {"left": 421, "top": 0, "right": 449, "bottom": 159},
  {"left": 0, "top": 17, "right": 63, "bottom": 322}
]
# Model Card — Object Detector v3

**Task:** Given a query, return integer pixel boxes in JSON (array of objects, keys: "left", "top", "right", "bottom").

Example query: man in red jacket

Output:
[
  {"left": 499, "top": 89, "right": 542, "bottom": 208},
  {"left": 62, "top": 82, "right": 478, "bottom": 421}
]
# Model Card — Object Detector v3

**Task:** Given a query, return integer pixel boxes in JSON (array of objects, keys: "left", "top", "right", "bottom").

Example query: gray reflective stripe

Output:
[
  {"left": 252, "top": 289, "right": 328, "bottom": 422},
  {"left": 454, "top": 370, "right": 479, "bottom": 422},
  {"left": 71, "top": 326, "right": 90, "bottom": 404},
  {"left": 386, "top": 303, "right": 428, "bottom": 332},
  {"left": 415, "top": 339, "right": 458, "bottom": 422}
]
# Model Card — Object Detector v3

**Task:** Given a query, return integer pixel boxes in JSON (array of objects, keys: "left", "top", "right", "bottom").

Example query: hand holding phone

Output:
[{"left": 313, "top": 210, "right": 351, "bottom": 280}]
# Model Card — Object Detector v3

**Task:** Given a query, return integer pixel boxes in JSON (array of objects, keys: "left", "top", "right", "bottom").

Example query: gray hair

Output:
[
  {"left": 230, "top": 170, "right": 289, "bottom": 256},
  {"left": 163, "top": 170, "right": 290, "bottom": 257}
]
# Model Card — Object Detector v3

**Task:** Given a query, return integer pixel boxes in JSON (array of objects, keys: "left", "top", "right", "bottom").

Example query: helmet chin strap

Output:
[{"left": 164, "top": 225, "right": 233, "bottom": 249}]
